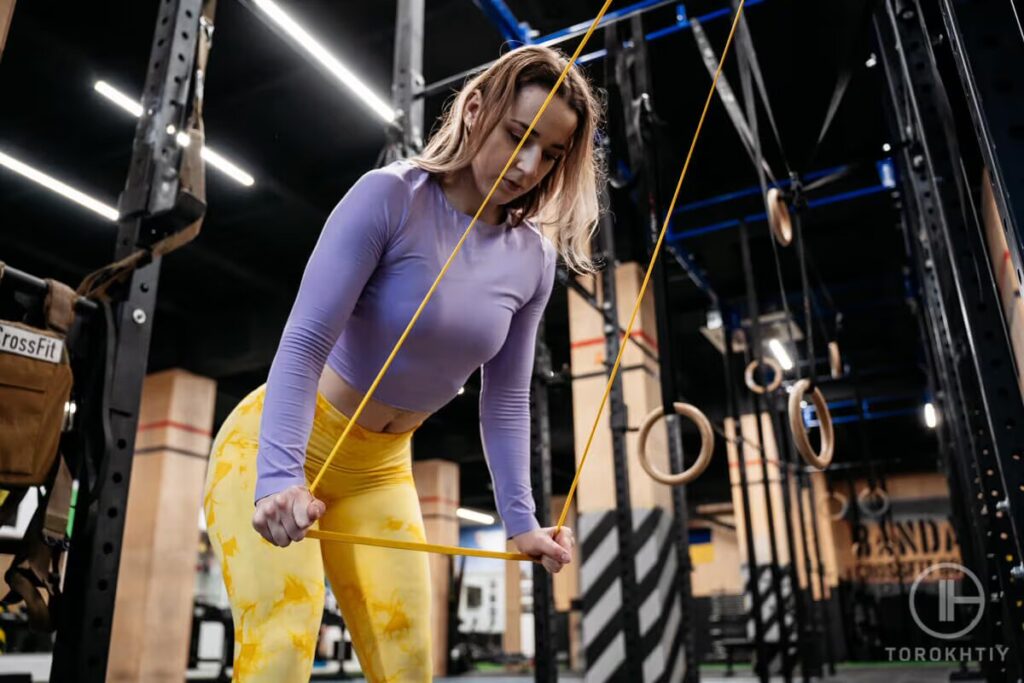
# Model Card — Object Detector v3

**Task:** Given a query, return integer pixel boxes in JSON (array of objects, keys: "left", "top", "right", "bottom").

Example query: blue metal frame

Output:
[
  {"left": 802, "top": 393, "right": 925, "bottom": 427},
  {"left": 472, "top": 0, "right": 530, "bottom": 46},
  {"left": 675, "top": 164, "right": 849, "bottom": 215},
  {"left": 668, "top": 183, "right": 891, "bottom": 241},
  {"left": 670, "top": 243, "right": 719, "bottom": 303},
  {"left": 667, "top": 157, "right": 897, "bottom": 241},
  {"left": 575, "top": 0, "right": 768, "bottom": 65},
  {"left": 536, "top": 0, "right": 674, "bottom": 45}
]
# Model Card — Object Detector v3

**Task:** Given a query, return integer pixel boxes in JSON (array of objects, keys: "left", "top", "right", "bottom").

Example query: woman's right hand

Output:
[{"left": 252, "top": 485, "right": 326, "bottom": 547}]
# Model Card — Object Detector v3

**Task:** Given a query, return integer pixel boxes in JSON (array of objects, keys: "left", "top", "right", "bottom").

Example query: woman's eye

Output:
[{"left": 508, "top": 131, "right": 522, "bottom": 144}]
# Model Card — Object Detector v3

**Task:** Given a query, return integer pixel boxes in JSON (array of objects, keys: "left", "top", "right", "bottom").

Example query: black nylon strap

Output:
[
  {"left": 734, "top": 10, "right": 791, "bottom": 175},
  {"left": 691, "top": 17, "right": 777, "bottom": 184},
  {"left": 808, "top": 0, "right": 880, "bottom": 167}
]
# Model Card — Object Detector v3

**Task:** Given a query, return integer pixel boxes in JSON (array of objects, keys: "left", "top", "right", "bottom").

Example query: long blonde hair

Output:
[{"left": 413, "top": 45, "right": 605, "bottom": 274}]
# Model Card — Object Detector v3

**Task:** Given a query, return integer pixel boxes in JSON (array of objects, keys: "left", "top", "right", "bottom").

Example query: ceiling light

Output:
[
  {"left": 882, "top": 143, "right": 892, "bottom": 152},
  {"left": 250, "top": 0, "right": 396, "bottom": 123},
  {"left": 924, "top": 402, "right": 938, "bottom": 429},
  {"left": 456, "top": 508, "right": 495, "bottom": 525},
  {"left": 199, "top": 146, "right": 255, "bottom": 187},
  {"left": 768, "top": 338, "right": 794, "bottom": 371},
  {"left": 94, "top": 80, "right": 144, "bottom": 117},
  {"left": 94, "top": 79, "right": 255, "bottom": 187},
  {"left": 865, "top": 53, "right": 878, "bottom": 68},
  {"left": 706, "top": 309, "right": 723, "bottom": 331},
  {"left": 0, "top": 150, "right": 118, "bottom": 221}
]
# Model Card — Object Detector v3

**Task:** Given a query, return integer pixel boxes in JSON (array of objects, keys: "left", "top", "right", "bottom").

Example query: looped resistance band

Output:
[{"left": 308, "top": 0, "right": 747, "bottom": 561}]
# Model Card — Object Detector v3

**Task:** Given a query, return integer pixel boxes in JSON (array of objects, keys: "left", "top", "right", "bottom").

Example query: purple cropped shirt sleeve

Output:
[
  {"left": 479, "top": 248, "right": 556, "bottom": 538},
  {"left": 255, "top": 171, "right": 409, "bottom": 501}
]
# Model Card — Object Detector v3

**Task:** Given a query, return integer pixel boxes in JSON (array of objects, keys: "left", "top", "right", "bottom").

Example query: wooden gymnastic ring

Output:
[
  {"left": 829, "top": 341, "right": 842, "bottom": 379},
  {"left": 787, "top": 379, "right": 834, "bottom": 470},
  {"left": 857, "top": 487, "right": 891, "bottom": 519},
  {"left": 823, "top": 491, "right": 849, "bottom": 521},
  {"left": 637, "top": 403, "right": 715, "bottom": 486},
  {"left": 744, "top": 358, "right": 783, "bottom": 394},
  {"left": 767, "top": 188, "right": 793, "bottom": 247}
]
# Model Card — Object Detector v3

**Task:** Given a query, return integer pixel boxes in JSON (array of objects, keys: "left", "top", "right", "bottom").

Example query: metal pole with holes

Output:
[{"left": 51, "top": 2, "right": 208, "bottom": 680}]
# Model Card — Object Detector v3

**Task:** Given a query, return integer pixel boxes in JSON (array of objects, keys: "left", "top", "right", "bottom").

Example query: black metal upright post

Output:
[
  {"left": 876, "top": 1, "right": 1024, "bottom": 674},
  {"left": 802, "top": 464, "right": 836, "bottom": 675},
  {"left": 617, "top": 14, "right": 699, "bottom": 683},
  {"left": 773, "top": 401, "right": 824, "bottom": 677},
  {"left": 723, "top": 325, "right": 770, "bottom": 683},
  {"left": 385, "top": 0, "right": 424, "bottom": 163},
  {"left": 51, "top": 2, "right": 207, "bottom": 680},
  {"left": 531, "top": 338, "right": 558, "bottom": 683},
  {"left": 737, "top": 222, "right": 795, "bottom": 681},
  {"left": 936, "top": 0, "right": 1024, "bottom": 303},
  {"left": 903, "top": 211, "right": 998, "bottom": 655},
  {"left": 592, "top": 181, "right": 644, "bottom": 680}
]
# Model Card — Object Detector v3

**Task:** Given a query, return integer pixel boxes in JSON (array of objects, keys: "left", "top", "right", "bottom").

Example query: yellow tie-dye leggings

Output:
[{"left": 202, "top": 385, "right": 431, "bottom": 682}]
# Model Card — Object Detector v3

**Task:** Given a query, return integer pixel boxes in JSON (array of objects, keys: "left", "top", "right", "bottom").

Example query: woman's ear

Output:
[{"left": 463, "top": 89, "right": 482, "bottom": 132}]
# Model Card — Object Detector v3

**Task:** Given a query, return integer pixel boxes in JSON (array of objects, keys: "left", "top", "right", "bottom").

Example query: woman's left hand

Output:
[{"left": 512, "top": 526, "right": 575, "bottom": 574}]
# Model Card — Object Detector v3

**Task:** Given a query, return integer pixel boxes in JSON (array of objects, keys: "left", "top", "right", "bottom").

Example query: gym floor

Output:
[{"left": 397, "top": 669, "right": 960, "bottom": 683}]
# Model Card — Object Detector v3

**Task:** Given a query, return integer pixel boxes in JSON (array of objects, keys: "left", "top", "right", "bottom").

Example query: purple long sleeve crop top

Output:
[{"left": 256, "top": 160, "right": 556, "bottom": 538}]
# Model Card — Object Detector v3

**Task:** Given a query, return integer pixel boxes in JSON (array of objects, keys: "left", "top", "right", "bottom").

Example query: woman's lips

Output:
[{"left": 502, "top": 177, "right": 522, "bottom": 192}]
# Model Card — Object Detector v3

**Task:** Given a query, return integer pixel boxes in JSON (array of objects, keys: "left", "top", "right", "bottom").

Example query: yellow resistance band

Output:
[
  {"left": 555, "top": 1, "right": 745, "bottom": 536},
  {"left": 307, "top": 0, "right": 746, "bottom": 561}
]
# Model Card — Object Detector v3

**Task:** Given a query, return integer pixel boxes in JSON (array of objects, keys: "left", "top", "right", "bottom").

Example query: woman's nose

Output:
[{"left": 516, "top": 145, "right": 542, "bottom": 178}]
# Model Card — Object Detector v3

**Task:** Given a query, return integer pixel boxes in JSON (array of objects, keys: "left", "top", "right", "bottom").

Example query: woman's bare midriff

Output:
[{"left": 317, "top": 365, "right": 432, "bottom": 434}]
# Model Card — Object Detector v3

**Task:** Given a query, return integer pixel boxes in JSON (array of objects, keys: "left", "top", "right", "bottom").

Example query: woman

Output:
[{"left": 203, "top": 45, "right": 604, "bottom": 682}]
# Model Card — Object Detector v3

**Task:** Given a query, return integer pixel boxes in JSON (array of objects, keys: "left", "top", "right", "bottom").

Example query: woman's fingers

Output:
[
  {"left": 292, "top": 496, "right": 311, "bottom": 529},
  {"left": 527, "top": 534, "right": 569, "bottom": 574},
  {"left": 554, "top": 527, "right": 574, "bottom": 552},
  {"left": 543, "top": 535, "right": 571, "bottom": 564},
  {"left": 541, "top": 556, "right": 562, "bottom": 573},
  {"left": 307, "top": 498, "right": 326, "bottom": 523},
  {"left": 266, "top": 515, "right": 292, "bottom": 547},
  {"left": 274, "top": 495, "right": 303, "bottom": 542},
  {"left": 254, "top": 497, "right": 280, "bottom": 544},
  {"left": 251, "top": 504, "right": 268, "bottom": 537},
  {"left": 252, "top": 488, "right": 324, "bottom": 546}
]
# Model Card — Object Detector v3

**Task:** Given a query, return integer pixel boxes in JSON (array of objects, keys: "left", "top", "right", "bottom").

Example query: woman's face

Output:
[{"left": 463, "top": 83, "right": 579, "bottom": 205}]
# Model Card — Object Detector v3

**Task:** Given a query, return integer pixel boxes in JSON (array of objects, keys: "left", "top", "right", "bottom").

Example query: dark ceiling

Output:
[{"left": 0, "top": 0, "right": 937, "bottom": 513}]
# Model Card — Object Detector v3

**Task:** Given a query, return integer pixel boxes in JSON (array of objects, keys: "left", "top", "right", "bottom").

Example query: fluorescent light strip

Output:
[
  {"left": 95, "top": 80, "right": 255, "bottom": 187},
  {"left": 0, "top": 151, "right": 119, "bottom": 221},
  {"left": 199, "top": 146, "right": 255, "bottom": 187},
  {"left": 176, "top": 132, "right": 255, "bottom": 187},
  {"left": 94, "top": 80, "right": 143, "bottom": 117},
  {"left": 456, "top": 508, "right": 496, "bottom": 525},
  {"left": 250, "top": 0, "right": 395, "bottom": 123},
  {"left": 768, "top": 338, "right": 794, "bottom": 371}
]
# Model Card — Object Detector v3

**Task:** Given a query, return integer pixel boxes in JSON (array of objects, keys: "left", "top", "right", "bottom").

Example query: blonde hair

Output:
[{"left": 413, "top": 45, "right": 605, "bottom": 274}]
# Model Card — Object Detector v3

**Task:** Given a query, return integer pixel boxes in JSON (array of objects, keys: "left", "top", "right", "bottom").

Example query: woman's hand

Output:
[
  {"left": 513, "top": 526, "right": 575, "bottom": 574},
  {"left": 252, "top": 485, "right": 326, "bottom": 547}
]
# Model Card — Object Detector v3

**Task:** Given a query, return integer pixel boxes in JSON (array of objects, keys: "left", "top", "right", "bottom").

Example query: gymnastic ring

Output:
[
  {"left": 823, "top": 491, "right": 849, "bottom": 521},
  {"left": 744, "top": 358, "right": 783, "bottom": 394},
  {"left": 767, "top": 188, "right": 793, "bottom": 247},
  {"left": 637, "top": 403, "right": 715, "bottom": 486},
  {"left": 857, "top": 487, "right": 891, "bottom": 519},
  {"left": 829, "top": 341, "right": 842, "bottom": 379},
  {"left": 787, "top": 378, "right": 835, "bottom": 470}
]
